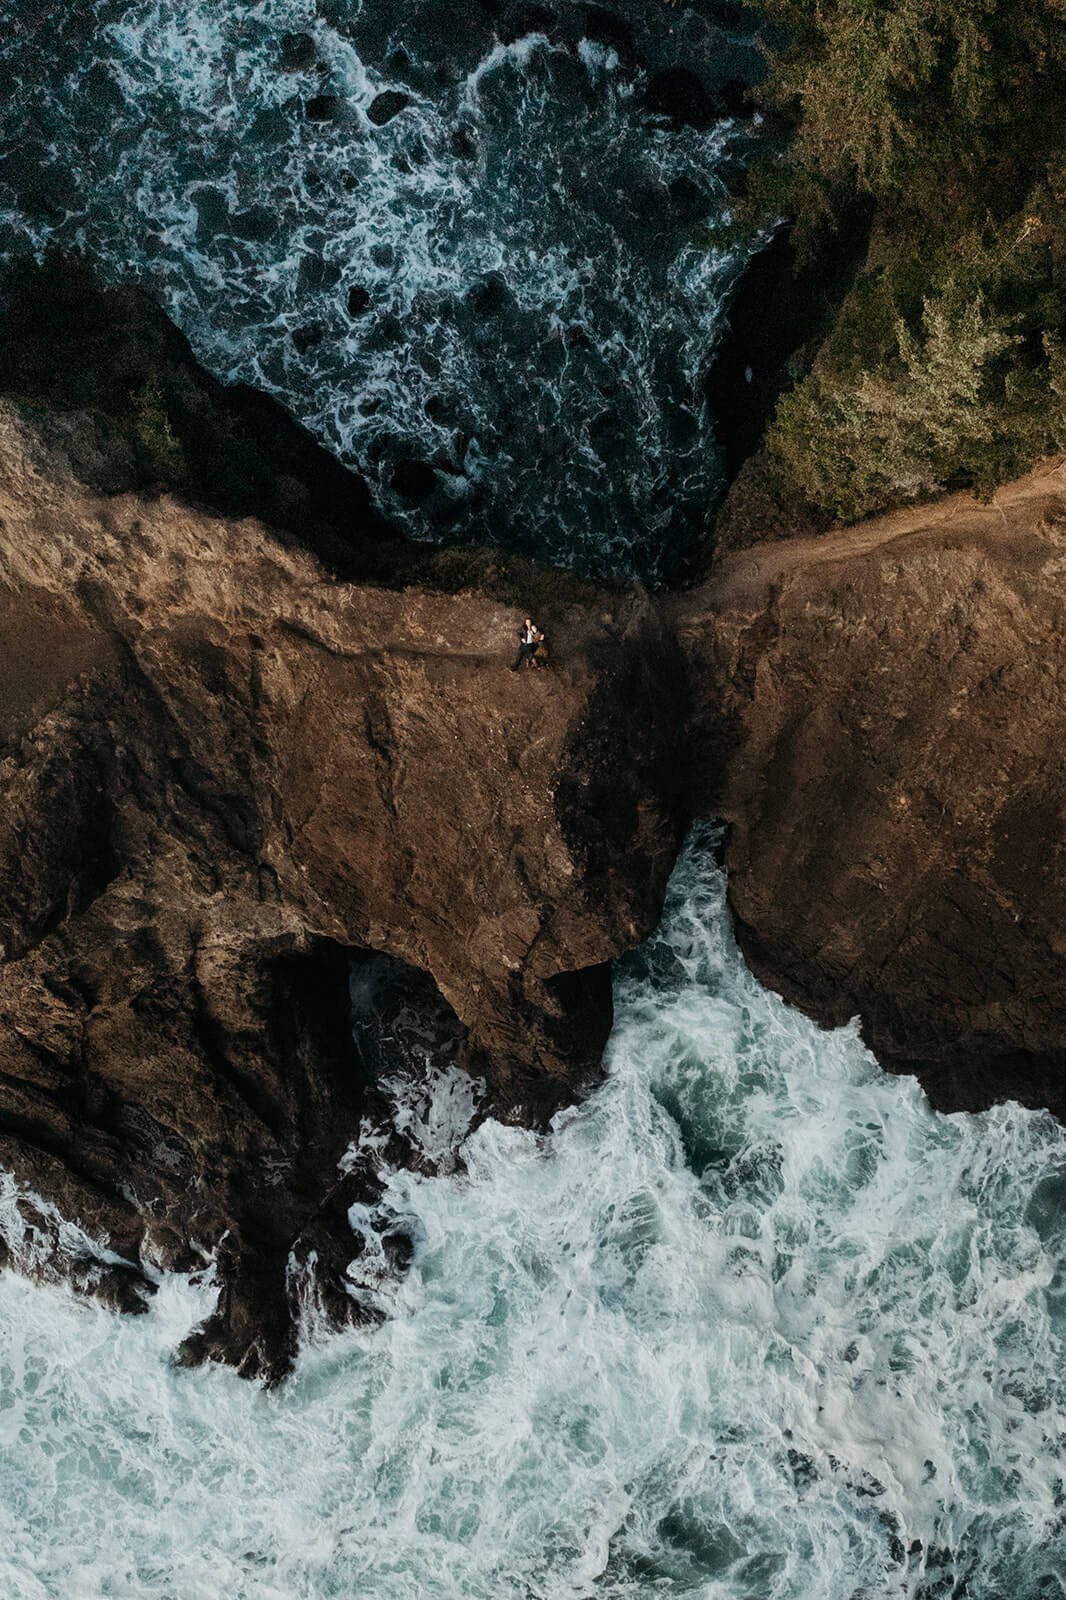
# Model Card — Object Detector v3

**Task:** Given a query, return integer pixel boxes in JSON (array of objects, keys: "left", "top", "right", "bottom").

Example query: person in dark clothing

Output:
[{"left": 512, "top": 616, "right": 542, "bottom": 671}]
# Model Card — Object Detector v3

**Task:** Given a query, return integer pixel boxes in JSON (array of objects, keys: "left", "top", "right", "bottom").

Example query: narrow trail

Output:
[{"left": 705, "top": 455, "right": 1066, "bottom": 608}]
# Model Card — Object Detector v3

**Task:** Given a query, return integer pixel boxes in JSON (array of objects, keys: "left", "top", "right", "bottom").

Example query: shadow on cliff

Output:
[{"left": 0, "top": 267, "right": 693, "bottom": 1377}]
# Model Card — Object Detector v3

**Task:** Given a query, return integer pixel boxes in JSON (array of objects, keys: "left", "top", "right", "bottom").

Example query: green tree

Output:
[
  {"left": 735, "top": 0, "right": 1066, "bottom": 522},
  {"left": 759, "top": 0, "right": 1066, "bottom": 207},
  {"left": 767, "top": 287, "right": 1027, "bottom": 519}
]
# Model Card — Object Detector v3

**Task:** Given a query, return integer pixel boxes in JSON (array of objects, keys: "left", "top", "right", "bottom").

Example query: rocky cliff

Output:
[
  {"left": 5, "top": 328, "right": 1066, "bottom": 1376},
  {"left": 684, "top": 459, "right": 1066, "bottom": 1121},
  {"left": 0, "top": 400, "right": 687, "bottom": 1377}
]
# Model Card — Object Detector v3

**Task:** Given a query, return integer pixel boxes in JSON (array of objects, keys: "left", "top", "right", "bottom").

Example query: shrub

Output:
[
  {"left": 131, "top": 375, "right": 185, "bottom": 485},
  {"left": 757, "top": 0, "right": 1066, "bottom": 211},
  {"left": 736, "top": 0, "right": 1066, "bottom": 522}
]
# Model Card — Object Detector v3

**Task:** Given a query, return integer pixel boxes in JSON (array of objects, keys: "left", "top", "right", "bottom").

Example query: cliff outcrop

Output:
[
  {"left": 684, "top": 460, "right": 1066, "bottom": 1120},
  {"left": 6, "top": 270, "right": 1066, "bottom": 1376},
  {"left": 0, "top": 400, "right": 687, "bottom": 1377}
]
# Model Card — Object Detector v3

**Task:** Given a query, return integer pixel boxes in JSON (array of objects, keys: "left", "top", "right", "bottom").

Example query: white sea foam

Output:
[
  {"left": 0, "top": 0, "right": 750, "bottom": 577},
  {"left": 0, "top": 828, "right": 1063, "bottom": 1597}
]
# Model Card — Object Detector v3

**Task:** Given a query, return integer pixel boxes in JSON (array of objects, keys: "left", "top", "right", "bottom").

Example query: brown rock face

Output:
[
  {"left": 0, "top": 402, "right": 687, "bottom": 1376},
  {"left": 684, "top": 460, "right": 1066, "bottom": 1120},
  {"left": 8, "top": 346, "right": 1066, "bottom": 1379}
]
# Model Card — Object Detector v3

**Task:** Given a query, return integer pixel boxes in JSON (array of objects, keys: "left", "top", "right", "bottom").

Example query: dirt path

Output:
[{"left": 707, "top": 455, "right": 1066, "bottom": 608}]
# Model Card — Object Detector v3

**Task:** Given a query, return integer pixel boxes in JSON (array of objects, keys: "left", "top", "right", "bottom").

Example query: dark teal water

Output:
[
  {"left": 1, "top": 833, "right": 1064, "bottom": 1597},
  {"left": 0, "top": 0, "right": 759, "bottom": 578}
]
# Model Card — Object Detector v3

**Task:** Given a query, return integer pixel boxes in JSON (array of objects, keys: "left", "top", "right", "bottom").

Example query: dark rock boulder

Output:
[
  {"left": 279, "top": 32, "right": 317, "bottom": 71},
  {"left": 305, "top": 94, "right": 343, "bottom": 122},
  {"left": 466, "top": 271, "right": 514, "bottom": 320},
  {"left": 583, "top": 8, "right": 636, "bottom": 63},
  {"left": 450, "top": 124, "right": 479, "bottom": 161},
  {"left": 298, "top": 253, "right": 341, "bottom": 292},
  {"left": 232, "top": 204, "right": 277, "bottom": 242},
  {"left": 498, "top": 5, "right": 558, "bottom": 44},
  {"left": 193, "top": 185, "right": 230, "bottom": 242},
  {"left": 291, "top": 321, "right": 326, "bottom": 353},
  {"left": 718, "top": 77, "right": 755, "bottom": 118},
  {"left": 645, "top": 67, "right": 719, "bottom": 128},
  {"left": 366, "top": 90, "right": 413, "bottom": 126},
  {"left": 391, "top": 457, "right": 438, "bottom": 498}
]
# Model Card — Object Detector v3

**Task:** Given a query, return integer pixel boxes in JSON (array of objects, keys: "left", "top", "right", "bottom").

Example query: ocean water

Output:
[
  {"left": 2, "top": 7, "right": 1064, "bottom": 1593},
  {"left": 0, "top": 0, "right": 758, "bottom": 578},
  {"left": 1, "top": 829, "right": 1064, "bottom": 1599}
]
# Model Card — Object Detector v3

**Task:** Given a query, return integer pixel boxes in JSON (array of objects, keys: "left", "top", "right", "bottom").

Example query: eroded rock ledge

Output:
[
  {"left": 0, "top": 401, "right": 687, "bottom": 1376},
  {"left": 4, "top": 373, "right": 1066, "bottom": 1376}
]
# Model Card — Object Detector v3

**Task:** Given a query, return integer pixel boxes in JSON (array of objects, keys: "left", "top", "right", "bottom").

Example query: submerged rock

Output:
[
  {"left": 645, "top": 67, "right": 720, "bottom": 129},
  {"left": 291, "top": 320, "right": 326, "bottom": 353},
  {"left": 297, "top": 252, "right": 340, "bottom": 292},
  {"left": 449, "top": 123, "right": 479, "bottom": 161},
  {"left": 390, "top": 457, "right": 438, "bottom": 498},
  {"left": 305, "top": 93, "right": 342, "bottom": 122},
  {"left": 279, "top": 32, "right": 317, "bottom": 72},
  {"left": 366, "top": 90, "right": 413, "bottom": 126},
  {"left": 498, "top": 5, "right": 558, "bottom": 44},
  {"left": 717, "top": 77, "right": 756, "bottom": 118},
  {"left": 231, "top": 203, "right": 277, "bottom": 242},
  {"left": 583, "top": 8, "right": 636, "bottom": 63}
]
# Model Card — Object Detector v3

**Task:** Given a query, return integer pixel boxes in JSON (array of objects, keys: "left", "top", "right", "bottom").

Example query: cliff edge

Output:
[
  {"left": 684, "top": 459, "right": 1066, "bottom": 1120},
  {"left": 0, "top": 400, "right": 686, "bottom": 1376},
  {"left": 5, "top": 278, "right": 1066, "bottom": 1376}
]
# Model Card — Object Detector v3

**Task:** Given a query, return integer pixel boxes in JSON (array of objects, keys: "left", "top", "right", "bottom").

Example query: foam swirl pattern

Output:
[
  {"left": 0, "top": 830, "right": 1063, "bottom": 1597},
  {"left": 0, "top": 0, "right": 752, "bottom": 578}
]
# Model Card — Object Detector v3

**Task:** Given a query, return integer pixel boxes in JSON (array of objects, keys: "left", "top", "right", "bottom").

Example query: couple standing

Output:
[{"left": 512, "top": 617, "right": 547, "bottom": 671}]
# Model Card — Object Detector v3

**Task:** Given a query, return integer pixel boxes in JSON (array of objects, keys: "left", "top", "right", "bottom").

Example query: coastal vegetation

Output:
[{"left": 735, "top": 0, "right": 1066, "bottom": 524}]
